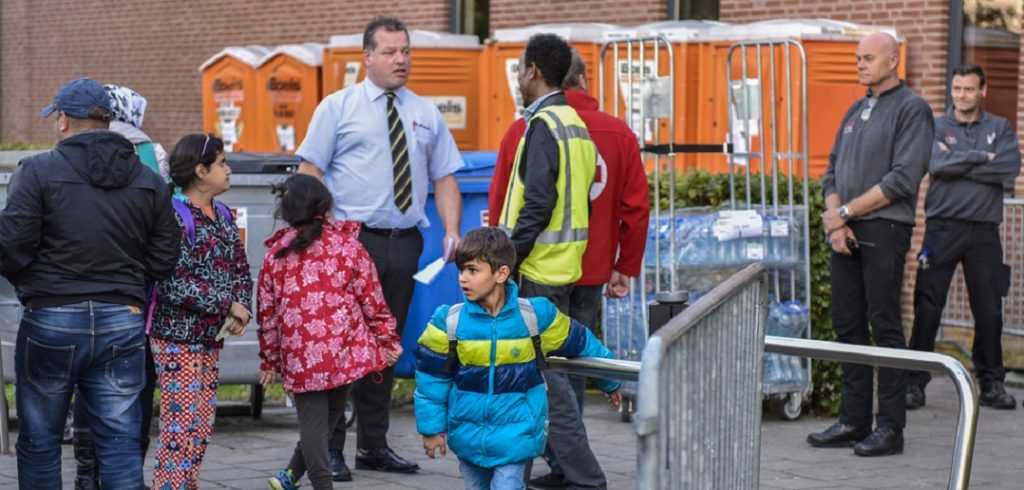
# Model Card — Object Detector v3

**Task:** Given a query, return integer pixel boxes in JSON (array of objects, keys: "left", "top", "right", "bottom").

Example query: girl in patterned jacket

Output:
[
  {"left": 259, "top": 174, "right": 402, "bottom": 490},
  {"left": 149, "top": 134, "right": 253, "bottom": 490}
]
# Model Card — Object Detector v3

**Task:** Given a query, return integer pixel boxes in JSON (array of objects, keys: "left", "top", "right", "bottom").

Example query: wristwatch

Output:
[{"left": 838, "top": 205, "right": 851, "bottom": 220}]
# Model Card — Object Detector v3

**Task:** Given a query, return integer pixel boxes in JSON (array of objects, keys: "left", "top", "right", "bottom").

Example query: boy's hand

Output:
[
  {"left": 386, "top": 346, "right": 403, "bottom": 365},
  {"left": 257, "top": 370, "right": 276, "bottom": 388},
  {"left": 423, "top": 434, "right": 447, "bottom": 459},
  {"left": 606, "top": 390, "right": 622, "bottom": 409}
]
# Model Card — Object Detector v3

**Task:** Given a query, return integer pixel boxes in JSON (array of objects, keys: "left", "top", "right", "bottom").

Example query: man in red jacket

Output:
[{"left": 488, "top": 49, "right": 650, "bottom": 489}]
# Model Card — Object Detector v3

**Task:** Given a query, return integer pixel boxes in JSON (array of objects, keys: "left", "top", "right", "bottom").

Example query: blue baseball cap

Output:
[{"left": 40, "top": 78, "right": 111, "bottom": 120}]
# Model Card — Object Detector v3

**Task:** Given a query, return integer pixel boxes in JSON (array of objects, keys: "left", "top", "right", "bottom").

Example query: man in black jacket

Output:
[
  {"left": 0, "top": 78, "right": 179, "bottom": 489},
  {"left": 906, "top": 64, "right": 1021, "bottom": 410}
]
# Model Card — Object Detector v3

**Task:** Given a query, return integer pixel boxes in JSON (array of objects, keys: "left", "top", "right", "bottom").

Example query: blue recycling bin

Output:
[{"left": 394, "top": 151, "right": 498, "bottom": 377}]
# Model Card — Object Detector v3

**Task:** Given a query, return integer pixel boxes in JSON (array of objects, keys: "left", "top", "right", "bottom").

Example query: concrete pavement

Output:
[{"left": 0, "top": 377, "right": 1020, "bottom": 489}]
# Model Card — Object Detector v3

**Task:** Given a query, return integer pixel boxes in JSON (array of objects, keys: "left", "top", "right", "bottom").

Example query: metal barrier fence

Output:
[
  {"left": 549, "top": 262, "right": 979, "bottom": 490},
  {"left": 634, "top": 262, "right": 768, "bottom": 489},
  {"left": 941, "top": 198, "right": 1024, "bottom": 337}
]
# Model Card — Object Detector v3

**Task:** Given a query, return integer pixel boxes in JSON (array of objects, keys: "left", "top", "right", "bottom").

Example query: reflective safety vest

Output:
[{"left": 498, "top": 104, "right": 596, "bottom": 285}]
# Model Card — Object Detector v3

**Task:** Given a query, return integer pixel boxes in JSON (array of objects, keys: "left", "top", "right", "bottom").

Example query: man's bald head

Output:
[
  {"left": 859, "top": 32, "right": 899, "bottom": 57},
  {"left": 855, "top": 31, "right": 900, "bottom": 91}
]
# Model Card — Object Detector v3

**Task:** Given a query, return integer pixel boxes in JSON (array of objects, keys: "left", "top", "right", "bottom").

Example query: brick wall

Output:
[
  {"left": 720, "top": 0, "right": 950, "bottom": 111},
  {"left": 1017, "top": 32, "right": 1024, "bottom": 197},
  {"left": 489, "top": 0, "right": 666, "bottom": 30},
  {"left": 0, "top": 0, "right": 450, "bottom": 147}
]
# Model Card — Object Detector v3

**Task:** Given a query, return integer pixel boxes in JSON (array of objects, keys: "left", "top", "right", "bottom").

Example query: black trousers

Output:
[
  {"left": 566, "top": 285, "right": 604, "bottom": 414},
  {"left": 328, "top": 228, "right": 422, "bottom": 452},
  {"left": 289, "top": 385, "right": 352, "bottom": 490},
  {"left": 520, "top": 278, "right": 607, "bottom": 489},
  {"left": 908, "top": 219, "right": 1010, "bottom": 391},
  {"left": 831, "top": 219, "right": 911, "bottom": 429}
]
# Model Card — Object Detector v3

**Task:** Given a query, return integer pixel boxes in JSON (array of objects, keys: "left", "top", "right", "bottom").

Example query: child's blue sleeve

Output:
[
  {"left": 414, "top": 305, "right": 454, "bottom": 436},
  {"left": 535, "top": 298, "right": 622, "bottom": 394}
]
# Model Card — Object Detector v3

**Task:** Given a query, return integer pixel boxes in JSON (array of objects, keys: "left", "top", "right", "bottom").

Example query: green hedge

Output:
[
  {"left": 0, "top": 142, "right": 49, "bottom": 151},
  {"left": 650, "top": 170, "right": 840, "bottom": 416}
]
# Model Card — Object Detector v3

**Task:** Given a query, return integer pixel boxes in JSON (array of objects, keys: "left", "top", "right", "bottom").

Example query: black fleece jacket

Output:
[{"left": 0, "top": 130, "right": 180, "bottom": 308}]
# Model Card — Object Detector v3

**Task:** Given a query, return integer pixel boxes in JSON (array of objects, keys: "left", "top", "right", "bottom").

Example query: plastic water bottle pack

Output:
[
  {"left": 603, "top": 294, "right": 655, "bottom": 361},
  {"left": 763, "top": 300, "right": 810, "bottom": 386}
]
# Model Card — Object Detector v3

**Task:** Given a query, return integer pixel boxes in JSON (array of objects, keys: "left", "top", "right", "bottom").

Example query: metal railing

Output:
[{"left": 766, "top": 337, "right": 977, "bottom": 489}]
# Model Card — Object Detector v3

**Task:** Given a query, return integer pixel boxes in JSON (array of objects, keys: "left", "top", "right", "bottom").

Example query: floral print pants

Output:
[{"left": 150, "top": 337, "right": 220, "bottom": 490}]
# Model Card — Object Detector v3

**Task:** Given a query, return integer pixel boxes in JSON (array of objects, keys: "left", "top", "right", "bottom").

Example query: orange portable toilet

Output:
[
  {"left": 254, "top": 43, "right": 324, "bottom": 153},
  {"left": 692, "top": 20, "right": 906, "bottom": 177},
  {"left": 598, "top": 21, "right": 727, "bottom": 173},
  {"left": 201, "top": 46, "right": 269, "bottom": 152},
  {"left": 964, "top": 26, "right": 1020, "bottom": 130},
  {"left": 483, "top": 23, "right": 619, "bottom": 151},
  {"left": 322, "top": 30, "right": 483, "bottom": 151}
]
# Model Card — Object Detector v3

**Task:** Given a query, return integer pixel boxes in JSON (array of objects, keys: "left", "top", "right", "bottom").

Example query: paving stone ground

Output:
[{"left": 0, "top": 378, "right": 1020, "bottom": 489}]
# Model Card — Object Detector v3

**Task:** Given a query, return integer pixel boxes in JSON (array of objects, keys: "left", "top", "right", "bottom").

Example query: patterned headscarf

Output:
[{"left": 104, "top": 84, "right": 147, "bottom": 129}]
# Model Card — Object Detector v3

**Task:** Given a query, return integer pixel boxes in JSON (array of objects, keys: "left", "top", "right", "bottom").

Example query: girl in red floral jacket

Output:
[{"left": 258, "top": 174, "right": 402, "bottom": 490}]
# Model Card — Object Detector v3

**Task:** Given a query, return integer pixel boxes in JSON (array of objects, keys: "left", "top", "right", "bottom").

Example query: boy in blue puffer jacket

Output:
[{"left": 414, "top": 227, "right": 621, "bottom": 490}]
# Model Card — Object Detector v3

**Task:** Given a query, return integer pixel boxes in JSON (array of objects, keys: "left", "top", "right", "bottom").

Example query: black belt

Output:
[{"left": 361, "top": 225, "right": 419, "bottom": 239}]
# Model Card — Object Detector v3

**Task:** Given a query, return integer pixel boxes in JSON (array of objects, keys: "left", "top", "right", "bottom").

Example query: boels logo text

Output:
[
  {"left": 268, "top": 77, "right": 302, "bottom": 91},
  {"left": 213, "top": 79, "right": 243, "bottom": 92},
  {"left": 435, "top": 99, "right": 463, "bottom": 115}
]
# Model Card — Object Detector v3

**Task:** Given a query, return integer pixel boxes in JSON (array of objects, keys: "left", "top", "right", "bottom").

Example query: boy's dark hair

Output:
[
  {"left": 271, "top": 174, "right": 334, "bottom": 258},
  {"left": 363, "top": 15, "right": 408, "bottom": 51},
  {"left": 455, "top": 227, "right": 516, "bottom": 274},
  {"left": 524, "top": 33, "right": 572, "bottom": 88},
  {"left": 952, "top": 63, "right": 986, "bottom": 88},
  {"left": 168, "top": 133, "right": 224, "bottom": 193}
]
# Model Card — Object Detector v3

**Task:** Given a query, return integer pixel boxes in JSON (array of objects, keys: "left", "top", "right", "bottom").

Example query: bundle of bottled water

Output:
[
  {"left": 602, "top": 293, "right": 655, "bottom": 361},
  {"left": 763, "top": 300, "right": 810, "bottom": 386},
  {"left": 645, "top": 211, "right": 798, "bottom": 267}
]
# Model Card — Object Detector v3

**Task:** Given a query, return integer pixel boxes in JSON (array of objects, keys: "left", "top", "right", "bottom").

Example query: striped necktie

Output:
[{"left": 385, "top": 91, "right": 412, "bottom": 213}]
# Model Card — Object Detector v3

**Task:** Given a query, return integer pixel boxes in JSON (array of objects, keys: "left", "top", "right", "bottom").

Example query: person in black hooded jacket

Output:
[{"left": 0, "top": 77, "right": 179, "bottom": 490}]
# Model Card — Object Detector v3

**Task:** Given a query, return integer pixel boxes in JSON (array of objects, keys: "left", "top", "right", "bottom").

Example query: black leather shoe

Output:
[
  {"left": 980, "top": 381, "right": 1016, "bottom": 409},
  {"left": 906, "top": 384, "right": 926, "bottom": 410},
  {"left": 853, "top": 427, "right": 904, "bottom": 456},
  {"left": 806, "top": 421, "right": 870, "bottom": 448},
  {"left": 355, "top": 447, "right": 419, "bottom": 473},
  {"left": 528, "top": 473, "right": 568, "bottom": 490},
  {"left": 329, "top": 450, "right": 352, "bottom": 482}
]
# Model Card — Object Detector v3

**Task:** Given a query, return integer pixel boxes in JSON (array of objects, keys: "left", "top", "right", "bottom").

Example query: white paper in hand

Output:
[
  {"left": 215, "top": 316, "right": 238, "bottom": 342},
  {"left": 413, "top": 258, "right": 446, "bottom": 285}
]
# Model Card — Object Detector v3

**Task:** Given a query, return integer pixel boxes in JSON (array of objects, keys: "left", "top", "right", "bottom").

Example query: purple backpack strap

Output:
[
  {"left": 148, "top": 199, "right": 197, "bottom": 333},
  {"left": 213, "top": 200, "right": 234, "bottom": 226},
  {"left": 145, "top": 284, "right": 158, "bottom": 335},
  {"left": 171, "top": 198, "right": 197, "bottom": 245}
]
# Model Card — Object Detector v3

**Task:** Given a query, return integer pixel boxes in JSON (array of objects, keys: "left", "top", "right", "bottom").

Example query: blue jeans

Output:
[
  {"left": 15, "top": 301, "right": 146, "bottom": 490},
  {"left": 459, "top": 459, "right": 526, "bottom": 490}
]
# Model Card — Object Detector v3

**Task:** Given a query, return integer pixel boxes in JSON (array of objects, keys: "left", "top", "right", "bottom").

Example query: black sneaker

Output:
[
  {"left": 806, "top": 421, "right": 870, "bottom": 448},
  {"left": 979, "top": 381, "right": 1016, "bottom": 410},
  {"left": 906, "top": 384, "right": 926, "bottom": 410},
  {"left": 329, "top": 450, "right": 352, "bottom": 482},
  {"left": 853, "top": 427, "right": 904, "bottom": 457}
]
